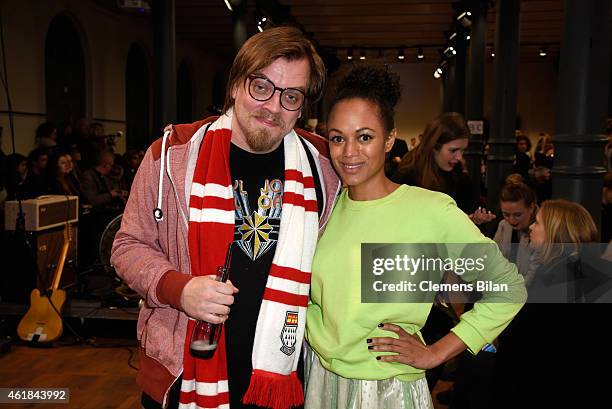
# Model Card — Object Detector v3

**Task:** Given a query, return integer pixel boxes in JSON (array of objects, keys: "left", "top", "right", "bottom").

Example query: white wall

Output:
[
  {"left": 390, "top": 62, "right": 442, "bottom": 141},
  {"left": 484, "top": 58, "right": 559, "bottom": 146},
  {"left": 0, "top": 0, "right": 559, "bottom": 155},
  {"left": 327, "top": 58, "right": 558, "bottom": 146},
  {"left": 0, "top": 0, "right": 231, "bottom": 156}
]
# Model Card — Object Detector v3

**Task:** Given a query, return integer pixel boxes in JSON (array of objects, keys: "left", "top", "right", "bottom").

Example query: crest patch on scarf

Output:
[{"left": 280, "top": 311, "right": 298, "bottom": 356}]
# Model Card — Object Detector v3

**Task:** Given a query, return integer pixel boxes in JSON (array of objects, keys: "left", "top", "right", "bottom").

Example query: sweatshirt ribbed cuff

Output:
[{"left": 156, "top": 270, "right": 192, "bottom": 310}]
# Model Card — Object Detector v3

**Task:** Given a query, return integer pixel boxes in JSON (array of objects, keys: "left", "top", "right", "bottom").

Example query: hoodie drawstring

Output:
[{"left": 154, "top": 128, "right": 171, "bottom": 222}]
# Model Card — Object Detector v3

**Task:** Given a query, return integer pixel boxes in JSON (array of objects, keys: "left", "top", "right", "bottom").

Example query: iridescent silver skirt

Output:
[{"left": 304, "top": 345, "right": 434, "bottom": 409}]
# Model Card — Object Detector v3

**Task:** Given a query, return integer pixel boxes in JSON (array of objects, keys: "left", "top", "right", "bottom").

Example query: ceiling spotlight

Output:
[
  {"left": 466, "top": 34, "right": 471, "bottom": 40},
  {"left": 443, "top": 46, "right": 456, "bottom": 58},
  {"left": 434, "top": 67, "right": 443, "bottom": 79},
  {"left": 539, "top": 47, "right": 547, "bottom": 57},
  {"left": 359, "top": 50, "right": 366, "bottom": 60},
  {"left": 457, "top": 10, "right": 472, "bottom": 28},
  {"left": 223, "top": 0, "right": 233, "bottom": 12},
  {"left": 491, "top": 51, "right": 495, "bottom": 57},
  {"left": 398, "top": 49, "right": 405, "bottom": 61},
  {"left": 417, "top": 46, "right": 424, "bottom": 60},
  {"left": 256, "top": 16, "right": 271, "bottom": 32},
  {"left": 447, "top": 31, "right": 458, "bottom": 41},
  {"left": 347, "top": 48, "right": 353, "bottom": 60}
]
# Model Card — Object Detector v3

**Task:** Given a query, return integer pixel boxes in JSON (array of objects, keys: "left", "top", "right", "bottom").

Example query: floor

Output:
[
  {"left": 0, "top": 341, "right": 141, "bottom": 409},
  {"left": 0, "top": 342, "right": 452, "bottom": 409}
]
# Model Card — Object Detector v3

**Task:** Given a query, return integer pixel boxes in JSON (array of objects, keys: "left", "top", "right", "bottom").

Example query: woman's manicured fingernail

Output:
[
  {"left": 376, "top": 356, "right": 381, "bottom": 360},
  {"left": 378, "top": 323, "right": 384, "bottom": 327},
  {"left": 368, "top": 345, "right": 374, "bottom": 350},
  {"left": 366, "top": 338, "right": 372, "bottom": 343}
]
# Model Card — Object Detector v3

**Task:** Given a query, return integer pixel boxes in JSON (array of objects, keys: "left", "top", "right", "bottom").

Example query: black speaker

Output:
[{"left": 0, "top": 225, "right": 77, "bottom": 303}]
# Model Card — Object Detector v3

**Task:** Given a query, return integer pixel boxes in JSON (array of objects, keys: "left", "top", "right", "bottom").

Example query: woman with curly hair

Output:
[{"left": 304, "top": 65, "right": 527, "bottom": 409}]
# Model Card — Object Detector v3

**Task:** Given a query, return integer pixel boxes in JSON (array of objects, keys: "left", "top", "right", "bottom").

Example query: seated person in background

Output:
[
  {"left": 315, "top": 120, "right": 327, "bottom": 138},
  {"left": 35, "top": 122, "right": 58, "bottom": 149},
  {"left": 407, "top": 136, "right": 419, "bottom": 151},
  {"left": 66, "top": 145, "right": 84, "bottom": 182},
  {"left": 493, "top": 199, "right": 611, "bottom": 409},
  {"left": 79, "top": 149, "right": 126, "bottom": 268},
  {"left": 5, "top": 153, "right": 28, "bottom": 201},
  {"left": 513, "top": 134, "right": 532, "bottom": 182},
  {"left": 46, "top": 151, "right": 81, "bottom": 197},
  {"left": 122, "top": 149, "right": 141, "bottom": 191},
  {"left": 108, "top": 153, "right": 125, "bottom": 191},
  {"left": 78, "top": 122, "right": 106, "bottom": 170},
  {"left": 80, "top": 149, "right": 126, "bottom": 210},
  {"left": 605, "top": 123, "right": 612, "bottom": 171},
  {"left": 602, "top": 171, "right": 612, "bottom": 243},
  {"left": 385, "top": 137, "right": 408, "bottom": 177},
  {"left": 531, "top": 132, "right": 554, "bottom": 203},
  {"left": 0, "top": 126, "right": 6, "bottom": 215},
  {"left": 21, "top": 148, "right": 49, "bottom": 199},
  {"left": 57, "top": 121, "right": 74, "bottom": 149},
  {"left": 493, "top": 174, "right": 539, "bottom": 286}
]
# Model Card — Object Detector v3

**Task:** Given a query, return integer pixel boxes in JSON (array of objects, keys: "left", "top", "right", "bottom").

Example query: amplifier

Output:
[
  {"left": 31, "top": 224, "right": 78, "bottom": 290},
  {"left": 5, "top": 195, "right": 78, "bottom": 231},
  {"left": 0, "top": 225, "right": 78, "bottom": 301}
]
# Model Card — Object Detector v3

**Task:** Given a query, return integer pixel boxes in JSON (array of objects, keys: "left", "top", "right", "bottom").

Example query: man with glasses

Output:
[{"left": 112, "top": 27, "right": 340, "bottom": 409}]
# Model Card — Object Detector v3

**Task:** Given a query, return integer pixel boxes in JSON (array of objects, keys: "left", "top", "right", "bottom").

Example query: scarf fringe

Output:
[{"left": 242, "top": 370, "right": 304, "bottom": 409}]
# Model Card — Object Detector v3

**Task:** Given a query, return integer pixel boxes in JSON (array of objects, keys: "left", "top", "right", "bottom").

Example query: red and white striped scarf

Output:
[{"left": 180, "top": 111, "right": 318, "bottom": 409}]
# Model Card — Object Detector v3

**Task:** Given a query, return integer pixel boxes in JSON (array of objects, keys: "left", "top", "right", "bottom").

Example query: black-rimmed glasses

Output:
[{"left": 247, "top": 75, "right": 306, "bottom": 111}]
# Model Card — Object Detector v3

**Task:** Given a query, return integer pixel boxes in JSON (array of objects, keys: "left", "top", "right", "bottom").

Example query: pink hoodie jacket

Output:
[{"left": 110, "top": 117, "right": 340, "bottom": 405}]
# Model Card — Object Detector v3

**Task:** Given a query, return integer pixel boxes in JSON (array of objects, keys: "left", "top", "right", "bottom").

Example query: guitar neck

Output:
[{"left": 50, "top": 224, "right": 71, "bottom": 291}]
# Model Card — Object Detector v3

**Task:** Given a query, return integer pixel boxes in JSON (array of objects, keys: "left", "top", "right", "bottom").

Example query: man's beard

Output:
[{"left": 245, "top": 110, "right": 287, "bottom": 152}]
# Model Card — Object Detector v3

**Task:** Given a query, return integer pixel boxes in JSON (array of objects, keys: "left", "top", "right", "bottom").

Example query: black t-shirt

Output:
[{"left": 226, "top": 142, "right": 284, "bottom": 408}]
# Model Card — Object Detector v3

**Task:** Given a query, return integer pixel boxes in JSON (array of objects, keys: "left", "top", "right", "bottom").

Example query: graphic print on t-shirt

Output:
[{"left": 233, "top": 178, "right": 283, "bottom": 260}]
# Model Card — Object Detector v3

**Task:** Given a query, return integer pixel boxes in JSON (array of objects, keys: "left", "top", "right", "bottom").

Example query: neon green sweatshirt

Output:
[{"left": 306, "top": 185, "right": 527, "bottom": 381}]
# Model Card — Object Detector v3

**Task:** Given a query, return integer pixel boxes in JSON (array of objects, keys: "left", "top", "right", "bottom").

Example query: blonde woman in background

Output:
[{"left": 492, "top": 199, "right": 611, "bottom": 409}]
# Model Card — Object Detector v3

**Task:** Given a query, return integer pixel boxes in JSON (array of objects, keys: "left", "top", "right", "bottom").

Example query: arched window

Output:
[
  {"left": 45, "top": 15, "right": 86, "bottom": 125},
  {"left": 125, "top": 43, "right": 151, "bottom": 150},
  {"left": 177, "top": 60, "right": 193, "bottom": 123}
]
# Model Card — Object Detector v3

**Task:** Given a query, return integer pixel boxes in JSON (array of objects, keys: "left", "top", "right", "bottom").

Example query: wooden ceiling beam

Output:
[
  {"left": 297, "top": 15, "right": 451, "bottom": 24},
  {"left": 314, "top": 32, "right": 447, "bottom": 40},
  {"left": 289, "top": 4, "right": 451, "bottom": 16},
  {"left": 301, "top": 23, "right": 449, "bottom": 32},
  {"left": 318, "top": 38, "right": 445, "bottom": 47},
  {"left": 280, "top": 0, "right": 453, "bottom": 5}
]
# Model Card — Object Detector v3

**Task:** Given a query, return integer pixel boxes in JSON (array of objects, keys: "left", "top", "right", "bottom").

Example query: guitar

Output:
[{"left": 17, "top": 223, "right": 71, "bottom": 343}]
